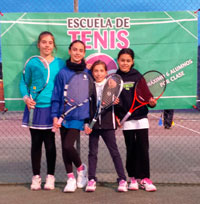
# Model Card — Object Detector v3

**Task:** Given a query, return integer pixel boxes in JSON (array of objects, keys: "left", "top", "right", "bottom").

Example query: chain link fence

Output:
[
  {"left": 0, "top": 0, "right": 200, "bottom": 184},
  {"left": 0, "top": 110, "right": 200, "bottom": 184}
]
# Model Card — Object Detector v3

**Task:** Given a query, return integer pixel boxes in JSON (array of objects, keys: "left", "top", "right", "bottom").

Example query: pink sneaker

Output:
[
  {"left": 85, "top": 179, "right": 96, "bottom": 192},
  {"left": 128, "top": 177, "right": 139, "bottom": 190},
  {"left": 44, "top": 174, "right": 55, "bottom": 190},
  {"left": 30, "top": 175, "right": 41, "bottom": 190},
  {"left": 140, "top": 178, "right": 157, "bottom": 192},
  {"left": 77, "top": 164, "right": 88, "bottom": 188},
  {"left": 63, "top": 178, "right": 77, "bottom": 193},
  {"left": 118, "top": 180, "right": 128, "bottom": 192}
]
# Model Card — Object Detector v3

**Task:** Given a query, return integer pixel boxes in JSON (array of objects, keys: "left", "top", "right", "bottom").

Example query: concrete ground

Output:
[{"left": 0, "top": 183, "right": 200, "bottom": 204}]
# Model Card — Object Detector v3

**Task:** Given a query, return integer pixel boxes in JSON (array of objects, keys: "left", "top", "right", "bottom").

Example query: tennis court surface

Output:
[{"left": 0, "top": 183, "right": 200, "bottom": 204}]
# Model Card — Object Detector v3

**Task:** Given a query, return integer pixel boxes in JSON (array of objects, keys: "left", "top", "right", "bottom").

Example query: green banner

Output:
[{"left": 0, "top": 11, "right": 198, "bottom": 110}]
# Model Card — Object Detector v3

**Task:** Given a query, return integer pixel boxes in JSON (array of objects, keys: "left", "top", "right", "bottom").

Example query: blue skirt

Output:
[{"left": 22, "top": 106, "right": 53, "bottom": 129}]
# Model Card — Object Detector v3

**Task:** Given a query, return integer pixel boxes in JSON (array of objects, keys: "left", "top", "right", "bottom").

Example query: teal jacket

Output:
[{"left": 19, "top": 57, "right": 65, "bottom": 108}]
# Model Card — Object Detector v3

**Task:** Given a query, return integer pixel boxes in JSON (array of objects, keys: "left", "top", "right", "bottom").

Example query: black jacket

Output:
[
  {"left": 89, "top": 84, "right": 117, "bottom": 130},
  {"left": 115, "top": 68, "right": 149, "bottom": 120}
]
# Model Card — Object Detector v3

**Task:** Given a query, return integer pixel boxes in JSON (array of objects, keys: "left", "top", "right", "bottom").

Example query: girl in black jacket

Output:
[
  {"left": 85, "top": 60, "right": 127, "bottom": 192},
  {"left": 115, "top": 48, "right": 157, "bottom": 192}
]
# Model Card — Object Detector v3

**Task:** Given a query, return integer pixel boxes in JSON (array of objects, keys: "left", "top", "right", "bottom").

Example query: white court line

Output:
[
  {"left": 3, "top": 95, "right": 196, "bottom": 101},
  {"left": 130, "top": 18, "right": 196, "bottom": 26},
  {"left": 0, "top": 17, "right": 197, "bottom": 27},
  {"left": 160, "top": 96, "right": 196, "bottom": 99},
  {"left": 187, "top": 10, "right": 197, "bottom": 18},
  {"left": 129, "top": 17, "right": 171, "bottom": 21},
  {"left": 5, "top": 98, "right": 23, "bottom": 100},
  {"left": 0, "top": 20, "right": 67, "bottom": 26},
  {"left": 18, "top": 17, "right": 172, "bottom": 21},
  {"left": 0, "top": 13, "right": 27, "bottom": 37},
  {"left": 150, "top": 114, "right": 200, "bottom": 135},
  {"left": 18, "top": 18, "right": 69, "bottom": 21},
  {"left": 164, "top": 11, "right": 197, "bottom": 40},
  {"left": 174, "top": 123, "right": 200, "bottom": 135}
]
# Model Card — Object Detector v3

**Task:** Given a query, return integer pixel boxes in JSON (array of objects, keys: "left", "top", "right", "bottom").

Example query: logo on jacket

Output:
[{"left": 123, "top": 82, "right": 135, "bottom": 90}]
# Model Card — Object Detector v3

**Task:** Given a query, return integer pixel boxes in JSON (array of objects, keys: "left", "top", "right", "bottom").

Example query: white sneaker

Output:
[
  {"left": 128, "top": 177, "right": 139, "bottom": 190},
  {"left": 30, "top": 175, "right": 41, "bottom": 190},
  {"left": 63, "top": 178, "right": 77, "bottom": 193},
  {"left": 140, "top": 178, "right": 157, "bottom": 192},
  {"left": 85, "top": 179, "right": 96, "bottom": 192},
  {"left": 117, "top": 180, "right": 128, "bottom": 192},
  {"left": 77, "top": 164, "right": 88, "bottom": 188},
  {"left": 44, "top": 174, "right": 55, "bottom": 190}
]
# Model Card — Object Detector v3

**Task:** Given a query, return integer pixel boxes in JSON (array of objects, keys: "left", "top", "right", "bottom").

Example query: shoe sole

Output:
[
  {"left": 140, "top": 185, "right": 156, "bottom": 192},
  {"left": 128, "top": 187, "right": 139, "bottom": 191},
  {"left": 118, "top": 189, "right": 128, "bottom": 192},
  {"left": 31, "top": 187, "right": 41, "bottom": 191},
  {"left": 85, "top": 186, "right": 96, "bottom": 192},
  {"left": 44, "top": 187, "right": 55, "bottom": 190},
  {"left": 118, "top": 190, "right": 128, "bottom": 192},
  {"left": 63, "top": 189, "right": 76, "bottom": 193},
  {"left": 86, "top": 189, "right": 96, "bottom": 192},
  {"left": 77, "top": 179, "right": 88, "bottom": 188},
  {"left": 145, "top": 189, "right": 157, "bottom": 192},
  {"left": 77, "top": 184, "right": 87, "bottom": 188}
]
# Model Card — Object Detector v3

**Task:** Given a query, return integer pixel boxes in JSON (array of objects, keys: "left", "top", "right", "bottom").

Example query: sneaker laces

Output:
[
  {"left": 46, "top": 175, "right": 54, "bottom": 184},
  {"left": 130, "top": 177, "right": 137, "bottom": 183},
  {"left": 141, "top": 178, "right": 153, "bottom": 185},
  {"left": 119, "top": 180, "right": 126, "bottom": 186},
  {"left": 32, "top": 175, "right": 41, "bottom": 185},
  {"left": 88, "top": 180, "right": 95, "bottom": 186}
]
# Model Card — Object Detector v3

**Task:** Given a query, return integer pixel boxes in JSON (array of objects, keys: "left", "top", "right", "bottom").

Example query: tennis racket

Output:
[
  {"left": 23, "top": 55, "right": 50, "bottom": 126},
  {"left": 52, "top": 71, "right": 93, "bottom": 132},
  {"left": 89, "top": 74, "right": 123, "bottom": 129},
  {"left": 120, "top": 70, "right": 166, "bottom": 125}
]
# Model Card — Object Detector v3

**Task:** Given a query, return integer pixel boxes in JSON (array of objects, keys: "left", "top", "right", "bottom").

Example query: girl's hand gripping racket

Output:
[
  {"left": 23, "top": 56, "right": 50, "bottom": 126},
  {"left": 120, "top": 70, "right": 166, "bottom": 125},
  {"left": 52, "top": 72, "right": 93, "bottom": 132},
  {"left": 89, "top": 74, "right": 124, "bottom": 129}
]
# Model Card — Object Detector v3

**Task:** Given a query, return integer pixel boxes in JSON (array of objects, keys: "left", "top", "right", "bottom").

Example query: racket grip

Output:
[
  {"left": 120, "top": 112, "right": 132, "bottom": 125},
  {"left": 52, "top": 117, "right": 64, "bottom": 132},
  {"left": 28, "top": 108, "right": 34, "bottom": 126},
  {"left": 89, "top": 119, "right": 97, "bottom": 129}
]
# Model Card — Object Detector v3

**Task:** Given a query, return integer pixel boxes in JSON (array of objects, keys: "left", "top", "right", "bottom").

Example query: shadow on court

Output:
[{"left": 0, "top": 183, "right": 200, "bottom": 204}]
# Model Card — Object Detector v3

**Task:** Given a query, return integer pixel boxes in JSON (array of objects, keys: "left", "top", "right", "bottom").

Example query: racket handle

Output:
[
  {"left": 89, "top": 119, "right": 97, "bottom": 129},
  {"left": 52, "top": 117, "right": 64, "bottom": 132},
  {"left": 51, "top": 127, "right": 57, "bottom": 132},
  {"left": 28, "top": 108, "right": 34, "bottom": 126},
  {"left": 120, "top": 112, "right": 132, "bottom": 125}
]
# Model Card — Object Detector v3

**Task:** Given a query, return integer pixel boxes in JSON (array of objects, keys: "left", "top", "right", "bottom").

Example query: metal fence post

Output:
[{"left": 74, "top": 0, "right": 78, "bottom": 13}]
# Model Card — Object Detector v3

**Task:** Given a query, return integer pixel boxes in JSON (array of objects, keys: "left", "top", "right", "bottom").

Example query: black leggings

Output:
[
  {"left": 60, "top": 127, "right": 82, "bottom": 173},
  {"left": 123, "top": 129, "right": 150, "bottom": 179},
  {"left": 30, "top": 129, "right": 56, "bottom": 175}
]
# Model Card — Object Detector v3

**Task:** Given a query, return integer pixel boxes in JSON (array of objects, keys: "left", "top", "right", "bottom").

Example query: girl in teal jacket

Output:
[{"left": 19, "top": 31, "right": 65, "bottom": 191}]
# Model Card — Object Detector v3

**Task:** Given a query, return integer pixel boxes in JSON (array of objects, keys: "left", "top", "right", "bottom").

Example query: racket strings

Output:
[
  {"left": 145, "top": 72, "right": 166, "bottom": 99},
  {"left": 23, "top": 56, "right": 50, "bottom": 96},
  {"left": 40, "top": 59, "right": 49, "bottom": 69},
  {"left": 32, "top": 66, "right": 48, "bottom": 92},
  {"left": 101, "top": 76, "right": 122, "bottom": 108},
  {"left": 136, "top": 71, "right": 166, "bottom": 103},
  {"left": 65, "top": 72, "right": 92, "bottom": 106}
]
